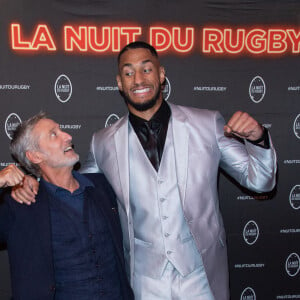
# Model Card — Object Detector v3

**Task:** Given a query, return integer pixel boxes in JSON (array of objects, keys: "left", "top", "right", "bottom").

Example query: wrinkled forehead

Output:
[
  {"left": 34, "top": 118, "right": 57, "bottom": 131},
  {"left": 31, "top": 118, "right": 58, "bottom": 140}
]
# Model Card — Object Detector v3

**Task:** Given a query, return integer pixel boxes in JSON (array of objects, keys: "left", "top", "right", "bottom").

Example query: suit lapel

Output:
[
  {"left": 113, "top": 115, "right": 130, "bottom": 215},
  {"left": 169, "top": 103, "right": 189, "bottom": 205}
]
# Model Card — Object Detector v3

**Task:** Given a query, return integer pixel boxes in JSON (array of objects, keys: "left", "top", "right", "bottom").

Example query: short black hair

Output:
[{"left": 117, "top": 41, "right": 158, "bottom": 65}]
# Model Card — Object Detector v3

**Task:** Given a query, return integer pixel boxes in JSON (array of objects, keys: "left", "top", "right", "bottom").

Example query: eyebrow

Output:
[{"left": 48, "top": 124, "right": 59, "bottom": 133}]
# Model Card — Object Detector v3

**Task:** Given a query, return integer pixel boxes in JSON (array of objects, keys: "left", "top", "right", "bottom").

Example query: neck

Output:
[
  {"left": 128, "top": 97, "right": 163, "bottom": 121},
  {"left": 41, "top": 167, "right": 78, "bottom": 193}
]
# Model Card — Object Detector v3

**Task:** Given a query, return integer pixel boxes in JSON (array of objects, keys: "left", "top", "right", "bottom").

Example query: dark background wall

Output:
[{"left": 0, "top": 1, "right": 300, "bottom": 299}]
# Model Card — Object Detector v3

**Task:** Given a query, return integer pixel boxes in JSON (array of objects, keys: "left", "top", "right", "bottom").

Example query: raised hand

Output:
[{"left": 224, "top": 111, "right": 264, "bottom": 141}]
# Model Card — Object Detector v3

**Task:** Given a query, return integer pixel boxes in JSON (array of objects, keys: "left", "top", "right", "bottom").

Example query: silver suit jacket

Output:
[{"left": 81, "top": 103, "right": 277, "bottom": 300}]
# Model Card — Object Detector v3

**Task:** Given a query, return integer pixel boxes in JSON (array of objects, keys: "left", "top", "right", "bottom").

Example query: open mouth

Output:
[
  {"left": 64, "top": 146, "right": 73, "bottom": 153},
  {"left": 133, "top": 87, "right": 151, "bottom": 94}
]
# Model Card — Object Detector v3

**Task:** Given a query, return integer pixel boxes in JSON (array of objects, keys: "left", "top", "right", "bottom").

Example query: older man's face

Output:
[{"left": 32, "top": 118, "right": 79, "bottom": 170}]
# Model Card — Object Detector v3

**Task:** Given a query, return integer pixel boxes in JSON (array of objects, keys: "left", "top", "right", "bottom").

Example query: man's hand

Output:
[
  {"left": 0, "top": 164, "right": 25, "bottom": 188},
  {"left": 11, "top": 175, "right": 39, "bottom": 205},
  {"left": 224, "top": 111, "right": 264, "bottom": 141}
]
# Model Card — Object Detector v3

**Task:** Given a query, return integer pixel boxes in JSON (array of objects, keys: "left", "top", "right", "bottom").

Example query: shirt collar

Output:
[
  {"left": 129, "top": 100, "right": 171, "bottom": 130},
  {"left": 41, "top": 171, "right": 94, "bottom": 195}
]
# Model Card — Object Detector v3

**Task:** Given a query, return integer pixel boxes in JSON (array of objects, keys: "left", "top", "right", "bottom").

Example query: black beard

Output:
[{"left": 121, "top": 86, "right": 161, "bottom": 112}]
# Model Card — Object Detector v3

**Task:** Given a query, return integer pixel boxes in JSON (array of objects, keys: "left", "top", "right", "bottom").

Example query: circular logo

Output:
[
  {"left": 243, "top": 220, "right": 259, "bottom": 245},
  {"left": 289, "top": 185, "right": 300, "bottom": 210},
  {"left": 162, "top": 76, "right": 171, "bottom": 101},
  {"left": 249, "top": 76, "right": 266, "bottom": 103},
  {"left": 240, "top": 287, "right": 256, "bottom": 300},
  {"left": 105, "top": 113, "right": 120, "bottom": 128},
  {"left": 54, "top": 74, "right": 72, "bottom": 103},
  {"left": 293, "top": 114, "right": 300, "bottom": 139},
  {"left": 5, "top": 113, "right": 22, "bottom": 140},
  {"left": 285, "top": 253, "right": 300, "bottom": 277}
]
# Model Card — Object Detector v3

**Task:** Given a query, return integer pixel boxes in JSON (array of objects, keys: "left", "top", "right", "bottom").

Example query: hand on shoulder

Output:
[{"left": 0, "top": 164, "right": 24, "bottom": 188}]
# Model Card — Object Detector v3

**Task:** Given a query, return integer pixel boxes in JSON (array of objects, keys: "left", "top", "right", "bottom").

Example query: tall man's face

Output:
[{"left": 116, "top": 48, "right": 165, "bottom": 115}]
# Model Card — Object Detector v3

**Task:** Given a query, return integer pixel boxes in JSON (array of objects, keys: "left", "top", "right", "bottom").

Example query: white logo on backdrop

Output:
[
  {"left": 240, "top": 287, "right": 256, "bottom": 300},
  {"left": 105, "top": 114, "right": 120, "bottom": 128},
  {"left": 243, "top": 220, "right": 260, "bottom": 245},
  {"left": 249, "top": 76, "right": 266, "bottom": 103},
  {"left": 285, "top": 253, "right": 300, "bottom": 277},
  {"left": 162, "top": 76, "right": 171, "bottom": 101},
  {"left": 5, "top": 113, "right": 22, "bottom": 140},
  {"left": 293, "top": 114, "right": 300, "bottom": 139},
  {"left": 289, "top": 185, "right": 300, "bottom": 210},
  {"left": 54, "top": 74, "right": 72, "bottom": 103}
]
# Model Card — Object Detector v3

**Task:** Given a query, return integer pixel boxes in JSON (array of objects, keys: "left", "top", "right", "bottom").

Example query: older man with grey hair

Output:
[{"left": 0, "top": 112, "right": 133, "bottom": 300}]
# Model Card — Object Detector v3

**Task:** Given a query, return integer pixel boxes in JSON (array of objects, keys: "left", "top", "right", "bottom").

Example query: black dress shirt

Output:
[{"left": 129, "top": 100, "right": 171, "bottom": 171}]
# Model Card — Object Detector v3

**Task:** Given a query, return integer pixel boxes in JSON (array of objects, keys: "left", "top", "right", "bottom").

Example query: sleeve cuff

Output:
[{"left": 247, "top": 127, "right": 270, "bottom": 149}]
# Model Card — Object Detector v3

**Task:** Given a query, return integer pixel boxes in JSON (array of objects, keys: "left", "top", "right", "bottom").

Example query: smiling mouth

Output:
[
  {"left": 133, "top": 87, "right": 151, "bottom": 94},
  {"left": 64, "top": 146, "right": 73, "bottom": 153}
]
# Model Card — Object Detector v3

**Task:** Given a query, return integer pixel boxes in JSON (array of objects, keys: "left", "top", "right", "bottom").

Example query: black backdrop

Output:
[{"left": 0, "top": 1, "right": 300, "bottom": 299}]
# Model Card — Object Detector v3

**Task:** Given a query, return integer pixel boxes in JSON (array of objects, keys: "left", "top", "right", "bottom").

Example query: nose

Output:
[
  {"left": 61, "top": 130, "right": 72, "bottom": 142},
  {"left": 134, "top": 70, "right": 144, "bottom": 85}
]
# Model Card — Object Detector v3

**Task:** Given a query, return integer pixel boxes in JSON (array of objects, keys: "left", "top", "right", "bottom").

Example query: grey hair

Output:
[{"left": 10, "top": 112, "right": 47, "bottom": 177}]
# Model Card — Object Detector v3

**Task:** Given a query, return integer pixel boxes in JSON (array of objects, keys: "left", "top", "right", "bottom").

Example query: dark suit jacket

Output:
[{"left": 0, "top": 173, "right": 134, "bottom": 300}]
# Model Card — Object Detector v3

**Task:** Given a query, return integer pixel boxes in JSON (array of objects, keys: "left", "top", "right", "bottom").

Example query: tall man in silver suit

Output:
[
  {"left": 81, "top": 41, "right": 277, "bottom": 299},
  {"left": 13, "top": 41, "right": 277, "bottom": 299}
]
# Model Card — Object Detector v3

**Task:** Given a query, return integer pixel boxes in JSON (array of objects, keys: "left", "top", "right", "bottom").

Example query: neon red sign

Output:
[
  {"left": 11, "top": 24, "right": 56, "bottom": 51},
  {"left": 10, "top": 23, "right": 300, "bottom": 55},
  {"left": 203, "top": 28, "right": 300, "bottom": 54}
]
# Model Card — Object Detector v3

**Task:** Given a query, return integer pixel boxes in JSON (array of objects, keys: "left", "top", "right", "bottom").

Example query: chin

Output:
[{"left": 129, "top": 98, "right": 158, "bottom": 112}]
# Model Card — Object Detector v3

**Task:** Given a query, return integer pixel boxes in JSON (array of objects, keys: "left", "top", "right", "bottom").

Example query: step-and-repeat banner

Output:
[{"left": 0, "top": 0, "right": 299, "bottom": 298}]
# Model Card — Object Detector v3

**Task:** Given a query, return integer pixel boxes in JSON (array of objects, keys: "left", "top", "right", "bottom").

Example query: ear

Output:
[
  {"left": 116, "top": 74, "right": 123, "bottom": 91},
  {"left": 26, "top": 150, "right": 43, "bottom": 165},
  {"left": 159, "top": 66, "right": 166, "bottom": 84}
]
